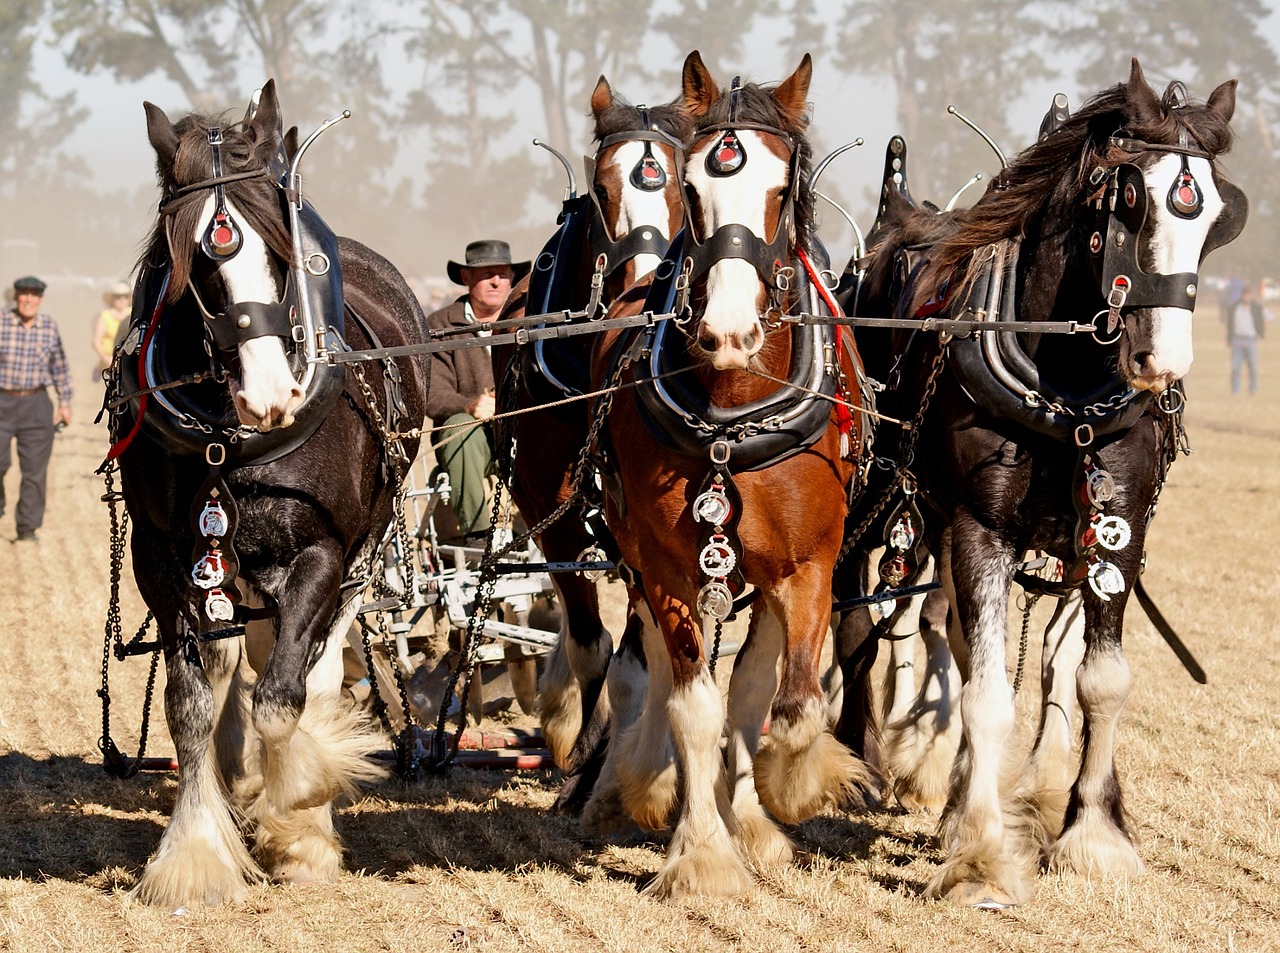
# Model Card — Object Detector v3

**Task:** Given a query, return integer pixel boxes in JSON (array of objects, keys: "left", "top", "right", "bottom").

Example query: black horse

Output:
[
  {"left": 107, "top": 81, "right": 429, "bottom": 906},
  {"left": 839, "top": 60, "right": 1245, "bottom": 907}
]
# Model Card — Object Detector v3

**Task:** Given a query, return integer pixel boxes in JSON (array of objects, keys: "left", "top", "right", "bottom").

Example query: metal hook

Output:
[
  {"left": 947, "top": 105, "right": 1008, "bottom": 169},
  {"left": 533, "top": 139, "right": 577, "bottom": 200}
]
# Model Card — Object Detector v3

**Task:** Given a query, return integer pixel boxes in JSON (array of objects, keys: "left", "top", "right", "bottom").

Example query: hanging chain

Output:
[
  {"left": 835, "top": 336, "right": 951, "bottom": 566},
  {"left": 1012, "top": 593, "right": 1040, "bottom": 695}
]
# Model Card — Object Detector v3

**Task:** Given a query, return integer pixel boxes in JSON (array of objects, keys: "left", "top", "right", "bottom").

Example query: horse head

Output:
[
  {"left": 1104, "top": 59, "right": 1245, "bottom": 391},
  {"left": 587, "top": 76, "right": 691, "bottom": 290},
  {"left": 678, "top": 51, "right": 815, "bottom": 370},
  {"left": 144, "top": 80, "right": 306, "bottom": 431}
]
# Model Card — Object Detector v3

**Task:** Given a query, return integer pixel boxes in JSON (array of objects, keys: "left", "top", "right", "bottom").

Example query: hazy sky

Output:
[{"left": 21, "top": 3, "right": 1280, "bottom": 286}]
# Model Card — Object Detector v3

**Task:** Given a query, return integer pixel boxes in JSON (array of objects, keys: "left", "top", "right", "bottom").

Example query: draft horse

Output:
[
  {"left": 108, "top": 81, "right": 429, "bottom": 906},
  {"left": 491, "top": 75, "right": 689, "bottom": 784},
  {"left": 590, "top": 52, "right": 874, "bottom": 898},
  {"left": 852, "top": 60, "right": 1245, "bottom": 906}
]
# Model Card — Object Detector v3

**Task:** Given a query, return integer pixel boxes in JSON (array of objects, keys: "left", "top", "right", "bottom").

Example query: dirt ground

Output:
[{"left": 1, "top": 319, "right": 1278, "bottom": 952}]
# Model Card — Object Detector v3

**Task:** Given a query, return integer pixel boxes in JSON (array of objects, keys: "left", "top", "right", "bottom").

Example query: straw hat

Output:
[{"left": 103, "top": 281, "right": 131, "bottom": 305}]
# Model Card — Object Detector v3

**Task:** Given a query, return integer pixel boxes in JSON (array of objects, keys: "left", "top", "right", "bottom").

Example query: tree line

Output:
[{"left": 1, "top": 0, "right": 1275, "bottom": 289}]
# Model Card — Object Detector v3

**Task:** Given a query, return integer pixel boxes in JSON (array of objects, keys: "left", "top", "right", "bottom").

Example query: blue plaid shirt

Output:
[{"left": 0, "top": 309, "right": 74, "bottom": 404}]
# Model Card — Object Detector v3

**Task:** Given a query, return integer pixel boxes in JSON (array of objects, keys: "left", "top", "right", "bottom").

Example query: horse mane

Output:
[
  {"left": 911, "top": 77, "right": 1236, "bottom": 312},
  {"left": 592, "top": 92, "right": 694, "bottom": 145},
  {"left": 693, "top": 80, "right": 816, "bottom": 247},
  {"left": 139, "top": 111, "right": 295, "bottom": 303}
]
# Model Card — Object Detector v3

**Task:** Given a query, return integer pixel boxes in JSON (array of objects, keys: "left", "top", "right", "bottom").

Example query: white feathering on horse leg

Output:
[
  {"left": 756, "top": 696, "right": 872, "bottom": 825},
  {"left": 644, "top": 669, "right": 753, "bottom": 899},
  {"left": 1048, "top": 647, "right": 1144, "bottom": 878},
  {"left": 582, "top": 635, "right": 649, "bottom": 836},
  {"left": 536, "top": 618, "right": 582, "bottom": 771}
]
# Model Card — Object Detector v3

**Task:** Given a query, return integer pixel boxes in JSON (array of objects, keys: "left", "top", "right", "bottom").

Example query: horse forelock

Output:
[
  {"left": 140, "top": 111, "right": 294, "bottom": 302},
  {"left": 593, "top": 94, "right": 694, "bottom": 146},
  {"left": 910, "top": 74, "right": 1235, "bottom": 314}
]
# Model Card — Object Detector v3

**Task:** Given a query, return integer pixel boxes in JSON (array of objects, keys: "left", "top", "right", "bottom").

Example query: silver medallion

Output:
[
  {"left": 696, "top": 581, "right": 734, "bottom": 620},
  {"left": 1087, "top": 559, "right": 1126, "bottom": 601},
  {"left": 576, "top": 544, "right": 608, "bottom": 582},
  {"left": 205, "top": 589, "right": 235, "bottom": 622},
  {"left": 1094, "top": 514, "right": 1132, "bottom": 552},
  {"left": 887, "top": 512, "right": 916, "bottom": 552},
  {"left": 873, "top": 592, "right": 898, "bottom": 618},
  {"left": 692, "top": 486, "right": 733, "bottom": 526},
  {"left": 698, "top": 537, "right": 737, "bottom": 577},
  {"left": 1085, "top": 467, "right": 1117, "bottom": 508},
  {"left": 191, "top": 551, "right": 227, "bottom": 589},
  {"left": 197, "top": 501, "right": 230, "bottom": 538}
]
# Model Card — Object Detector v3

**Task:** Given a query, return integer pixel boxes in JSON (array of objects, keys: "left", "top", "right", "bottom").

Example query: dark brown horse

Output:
[
  {"left": 589, "top": 52, "right": 874, "bottom": 898},
  {"left": 109, "top": 82, "right": 429, "bottom": 906},
  {"left": 490, "top": 76, "right": 689, "bottom": 784},
  {"left": 845, "top": 60, "right": 1245, "bottom": 907}
]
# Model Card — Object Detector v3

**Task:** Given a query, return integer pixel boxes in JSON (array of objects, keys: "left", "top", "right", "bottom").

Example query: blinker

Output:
[
  {"left": 707, "top": 131, "right": 746, "bottom": 177},
  {"left": 630, "top": 143, "right": 667, "bottom": 191},
  {"left": 199, "top": 126, "right": 244, "bottom": 261},
  {"left": 1168, "top": 155, "right": 1202, "bottom": 218}
]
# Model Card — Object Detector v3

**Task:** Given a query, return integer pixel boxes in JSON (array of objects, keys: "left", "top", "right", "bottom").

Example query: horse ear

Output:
[
  {"left": 591, "top": 75, "right": 613, "bottom": 118},
  {"left": 251, "top": 78, "right": 284, "bottom": 144},
  {"left": 284, "top": 125, "right": 300, "bottom": 161},
  {"left": 1123, "top": 57, "right": 1163, "bottom": 124},
  {"left": 144, "top": 101, "right": 179, "bottom": 170},
  {"left": 681, "top": 50, "right": 718, "bottom": 119},
  {"left": 772, "top": 53, "right": 813, "bottom": 124},
  {"left": 1207, "top": 78, "right": 1238, "bottom": 123}
]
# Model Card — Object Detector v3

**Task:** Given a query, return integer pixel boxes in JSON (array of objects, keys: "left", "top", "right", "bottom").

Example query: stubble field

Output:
[{"left": 0, "top": 319, "right": 1277, "bottom": 952}]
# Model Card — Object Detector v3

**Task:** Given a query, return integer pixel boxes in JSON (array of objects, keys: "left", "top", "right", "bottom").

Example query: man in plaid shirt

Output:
[{"left": 0, "top": 275, "right": 73, "bottom": 542}]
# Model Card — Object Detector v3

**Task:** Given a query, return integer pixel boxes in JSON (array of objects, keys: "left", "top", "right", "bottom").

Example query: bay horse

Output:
[
  {"left": 849, "top": 60, "right": 1245, "bottom": 906},
  {"left": 590, "top": 52, "right": 874, "bottom": 898},
  {"left": 491, "top": 76, "right": 689, "bottom": 786},
  {"left": 108, "top": 81, "right": 429, "bottom": 906}
]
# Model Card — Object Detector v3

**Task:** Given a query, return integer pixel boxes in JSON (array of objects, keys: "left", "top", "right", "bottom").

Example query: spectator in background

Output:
[
  {"left": 92, "top": 281, "right": 131, "bottom": 380},
  {"left": 0, "top": 276, "right": 73, "bottom": 542},
  {"left": 424, "top": 240, "right": 529, "bottom": 537},
  {"left": 1226, "top": 283, "right": 1271, "bottom": 395}
]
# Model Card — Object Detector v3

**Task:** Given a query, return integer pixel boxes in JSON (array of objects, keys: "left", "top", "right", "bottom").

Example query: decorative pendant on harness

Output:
[
  {"left": 1168, "top": 155, "right": 1203, "bottom": 218},
  {"left": 190, "top": 443, "right": 243, "bottom": 626},
  {"left": 1071, "top": 452, "right": 1132, "bottom": 601},
  {"left": 874, "top": 482, "right": 925, "bottom": 616},
  {"left": 693, "top": 440, "right": 745, "bottom": 621},
  {"left": 707, "top": 132, "right": 746, "bottom": 177}
]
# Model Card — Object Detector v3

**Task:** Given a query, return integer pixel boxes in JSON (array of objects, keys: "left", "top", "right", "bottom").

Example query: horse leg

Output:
[
  {"left": 883, "top": 559, "right": 961, "bottom": 813},
  {"left": 1025, "top": 590, "right": 1085, "bottom": 837},
  {"left": 134, "top": 618, "right": 263, "bottom": 906},
  {"left": 757, "top": 565, "right": 879, "bottom": 825},
  {"left": 580, "top": 601, "right": 651, "bottom": 834},
  {"left": 929, "top": 517, "right": 1037, "bottom": 907},
  {"left": 1047, "top": 593, "right": 1144, "bottom": 878},
  {"left": 203, "top": 635, "right": 257, "bottom": 802},
  {"left": 537, "top": 566, "right": 613, "bottom": 771},
  {"left": 831, "top": 549, "right": 882, "bottom": 774},
  {"left": 643, "top": 577, "right": 751, "bottom": 899},
  {"left": 609, "top": 596, "right": 679, "bottom": 833},
  {"left": 724, "top": 604, "right": 793, "bottom": 869},
  {"left": 249, "top": 542, "right": 386, "bottom": 884}
]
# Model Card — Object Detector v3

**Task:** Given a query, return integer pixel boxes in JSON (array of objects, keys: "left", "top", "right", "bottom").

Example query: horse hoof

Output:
[{"left": 943, "top": 880, "right": 1021, "bottom": 909}]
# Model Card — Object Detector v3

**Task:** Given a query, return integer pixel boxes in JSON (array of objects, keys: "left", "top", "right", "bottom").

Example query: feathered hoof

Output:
[
  {"left": 756, "top": 732, "right": 878, "bottom": 824},
  {"left": 1048, "top": 813, "right": 1145, "bottom": 878},
  {"left": 132, "top": 847, "right": 258, "bottom": 909},
  {"left": 618, "top": 760, "right": 678, "bottom": 832},
  {"left": 537, "top": 657, "right": 583, "bottom": 771},
  {"left": 581, "top": 784, "right": 645, "bottom": 840},
  {"left": 894, "top": 780, "right": 947, "bottom": 815},
  {"left": 643, "top": 841, "right": 754, "bottom": 900},
  {"left": 736, "top": 812, "right": 794, "bottom": 872},
  {"left": 926, "top": 856, "right": 1032, "bottom": 909},
  {"left": 255, "top": 809, "right": 343, "bottom": 885}
]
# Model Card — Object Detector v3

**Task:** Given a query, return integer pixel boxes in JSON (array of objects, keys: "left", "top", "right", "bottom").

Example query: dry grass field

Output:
[{"left": 1, "top": 318, "right": 1278, "bottom": 952}]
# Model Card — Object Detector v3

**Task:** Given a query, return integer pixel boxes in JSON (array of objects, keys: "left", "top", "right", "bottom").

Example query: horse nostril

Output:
[
  {"left": 697, "top": 330, "right": 718, "bottom": 352},
  {"left": 1132, "top": 351, "right": 1154, "bottom": 372},
  {"left": 741, "top": 327, "right": 761, "bottom": 353}
]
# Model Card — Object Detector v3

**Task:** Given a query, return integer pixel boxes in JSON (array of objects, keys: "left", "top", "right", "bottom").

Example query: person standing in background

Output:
[
  {"left": 91, "top": 281, "right": 131, "bottom": 379},
  {"left": 0, "top": 276, "right": 73, "bottom": 542},
  {"left": 1227, "top": 283, "right": 1271, "bottom": 396}
]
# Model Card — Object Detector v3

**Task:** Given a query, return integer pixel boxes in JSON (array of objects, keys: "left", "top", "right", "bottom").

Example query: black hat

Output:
[
  {"left": 446, "top": 240, "right": 531, "bottom": 286},
  {"left": 13, "top": 276, "right": 46, "bottom": 295}
]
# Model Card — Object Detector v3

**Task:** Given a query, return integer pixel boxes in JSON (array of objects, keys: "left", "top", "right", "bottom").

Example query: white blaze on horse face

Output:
[
  {"left": 1127, "top": 153, "right": 1226, "bottom": 389},
  {"left": 686, "top": 130, "right": 788, "bottom": 369},
  {"left": 196, "top": 195, "right": 304, "bottom": 429},
  {"left": 610, "top": 141, "right": 675, "bottom": 279}
]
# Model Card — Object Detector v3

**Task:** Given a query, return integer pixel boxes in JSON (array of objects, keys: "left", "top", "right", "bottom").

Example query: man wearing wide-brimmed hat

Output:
[
  {"left": 424, "top": 239, "right": 530, "bottom": 538},
  {"left": 0, "top": 276, "right": 73, "bottom": 542},
  {"left": 92, "top": 280, "right": 132, "bottom": 376}
]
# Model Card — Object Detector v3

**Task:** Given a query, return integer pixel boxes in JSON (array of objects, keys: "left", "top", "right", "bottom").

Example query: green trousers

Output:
[{"left": 435, "top": 413, "right": 493, "bottom": 536}]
